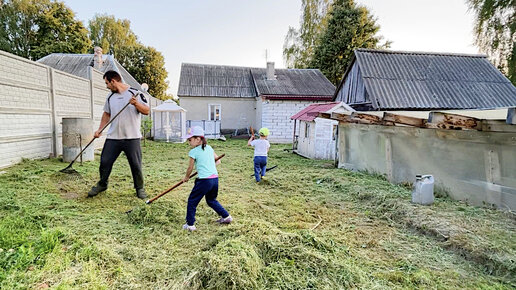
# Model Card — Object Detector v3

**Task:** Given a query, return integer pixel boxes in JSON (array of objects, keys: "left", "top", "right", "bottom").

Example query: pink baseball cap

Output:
[{"left": 186, "top": 126, "right": 204, "bottom": 139}]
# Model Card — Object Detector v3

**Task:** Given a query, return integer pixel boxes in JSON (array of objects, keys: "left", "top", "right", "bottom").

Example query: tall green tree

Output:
[
  {"left": 310, "top": 0, "right": 389, "bottom": 85},
  {"left": 88, "top": 14, "right": 169, "bottom": 100},
  {"left": 283, "top": 0, "right": 332, "bottom": 68},
  {"left": 0, "top": 0, "right": 90, "bottom": 60},
  {"left": 466, "top": 0, "right": 515, "bottom": 84},
  {"left": 117, "top": 45, "right": 169, "bottom": 100},
  {"left": 88, "top": 14, "right": 138, "bottom": 56}
]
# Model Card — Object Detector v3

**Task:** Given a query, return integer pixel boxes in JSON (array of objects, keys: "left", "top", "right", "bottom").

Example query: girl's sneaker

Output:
[
  {"left": 216, "top": 215, "right": 233, "bottom": 224},
  {"left": 182, "top": 224, "right": 196, "bottom": 231}
]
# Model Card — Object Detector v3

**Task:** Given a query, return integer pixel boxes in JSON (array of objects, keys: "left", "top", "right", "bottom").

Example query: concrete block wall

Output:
[
  {"left": 261, "top": 99, "right": 324, "bottom": 143},
  {"left": 0, "top": 50, "right": 163, "bottom": 169},
  {"left": 0, "top": 50, "right": 53, "bottom": 168},
  {"left": 338, "top": 123, "right": 516, "bottom": 210}
]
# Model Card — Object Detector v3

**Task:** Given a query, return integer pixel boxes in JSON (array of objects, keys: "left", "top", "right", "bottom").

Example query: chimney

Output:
[
  {"left": 266, "top": 62, "right": 275, "bottom": 80},
  {"left": 93, "top": 46, "right": 104, "bottom": 69}
]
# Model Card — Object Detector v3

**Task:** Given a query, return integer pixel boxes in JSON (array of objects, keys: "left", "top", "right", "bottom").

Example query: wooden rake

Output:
[{"left": 125, "top": 153, "right": 225, "bottom": 214}]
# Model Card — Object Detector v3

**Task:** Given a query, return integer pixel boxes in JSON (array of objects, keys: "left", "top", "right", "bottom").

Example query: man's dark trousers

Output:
[{"left": 98, "top": 139, "right": 143, "bottom": 190}]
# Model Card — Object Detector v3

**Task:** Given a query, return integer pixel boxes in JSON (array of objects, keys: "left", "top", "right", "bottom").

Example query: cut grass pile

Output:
[{"left": 0, "top": 139, "right": 514, "bottom": 289}]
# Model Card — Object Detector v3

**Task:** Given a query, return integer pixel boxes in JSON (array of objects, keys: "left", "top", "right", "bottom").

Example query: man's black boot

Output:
[
  {"left": 136, "top": 188, "right": 147, "bottom": 199},
  {"left": 88, "top": 183, "right": 107, "bottom": 197}
]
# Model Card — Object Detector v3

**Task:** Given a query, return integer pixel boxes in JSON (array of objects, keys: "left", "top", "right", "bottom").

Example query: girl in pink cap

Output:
[{"left": 182, "top": 126, "right": 232, "bottom": 231}]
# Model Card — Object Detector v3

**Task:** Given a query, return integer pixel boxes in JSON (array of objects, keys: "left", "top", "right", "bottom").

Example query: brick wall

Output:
[
  {"left": 261, "top": 99, "right": 325, "bottom": 143},
  {"left": 0, "top": 50, "right": 162, "bottom": 169}
]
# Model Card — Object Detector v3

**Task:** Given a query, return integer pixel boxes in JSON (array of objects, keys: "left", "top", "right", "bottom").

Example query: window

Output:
[
  {"left": 208, "top": 104, "right": 221, "bottom": 121},
  {"left": 332, "top": 124, "right": 338, "bottom": 140}
]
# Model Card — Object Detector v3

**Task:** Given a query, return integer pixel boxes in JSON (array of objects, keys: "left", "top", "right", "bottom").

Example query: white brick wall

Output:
[{"left": 261, "top": 100, "right": 326, "bottom": 143}]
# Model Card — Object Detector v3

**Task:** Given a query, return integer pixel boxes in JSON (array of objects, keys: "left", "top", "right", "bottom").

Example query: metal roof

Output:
[
  {"left": 177, "top": 63, "right": 335, "bottom": 100},
  {"left": 177, "top": 63, "right": 257, "bottom": 98},
  {"left": 250, "top": 68, "right": 335, "bottom": 97},
  {"left": 337, "top": 49, "right": 516, "bottom": 110},
  {"left": 37, "top": 53, "right": 149, "bottom": 93},
  {"left": 291, "top": 102, "right": 340, "bottom": 121}
]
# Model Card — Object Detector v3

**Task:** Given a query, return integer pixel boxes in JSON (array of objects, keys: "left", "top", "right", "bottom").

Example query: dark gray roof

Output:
[
  {"left": 177, "top": 63, "right": 257, "bottom": 98},
  {"left": 250, "top": 68, "right": 335, "bottom": 97},
  {"left": 337, "top": 49, "right": 516, "bottom": 110},
  {"left": 37, "top": 53, "right": 148, "bottom": 93},
  {"left": 177, "top": 63, "right": 335, "bottom": 99}
]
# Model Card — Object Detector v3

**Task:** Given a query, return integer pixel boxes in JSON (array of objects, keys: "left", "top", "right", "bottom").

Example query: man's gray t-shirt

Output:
[{"left": 103, "top": 88, "right": 149, "bottom": 139}]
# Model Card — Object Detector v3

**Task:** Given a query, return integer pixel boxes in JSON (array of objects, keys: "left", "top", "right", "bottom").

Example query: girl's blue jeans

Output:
[{"left": 186, "top": 178, "right": 229, "bottom": 226}]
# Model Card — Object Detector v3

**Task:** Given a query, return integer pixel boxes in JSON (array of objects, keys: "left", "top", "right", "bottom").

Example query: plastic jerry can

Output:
[{"left": 412, "top": 175, "right": 434, "bottom": 205}]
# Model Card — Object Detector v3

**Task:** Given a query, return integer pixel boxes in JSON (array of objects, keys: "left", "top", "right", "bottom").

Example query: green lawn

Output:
[{"left": 0, "top": 139, "right": 514, "bottom": 289}]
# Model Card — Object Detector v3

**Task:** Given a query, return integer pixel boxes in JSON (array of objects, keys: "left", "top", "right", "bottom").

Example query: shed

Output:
[
  {"left": 152, "top": 100, "right": 187, "bottom": 142},
  {"left": 291, "top": 102, "right": 354, "bottom": 160},
  {"left": 334, "top": 49, "right": 516, "bottom": 110}
]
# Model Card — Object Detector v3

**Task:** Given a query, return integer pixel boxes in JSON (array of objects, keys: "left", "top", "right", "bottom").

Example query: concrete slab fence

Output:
[
  {"left": 337, "top": 123, "right": 516, "bottom": 211},
  {"left": 0, "top": 50, "right": 161, "bottom": 169}
]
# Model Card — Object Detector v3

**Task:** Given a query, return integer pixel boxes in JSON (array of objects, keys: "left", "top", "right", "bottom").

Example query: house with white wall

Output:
[{"left": 178, "top": 62, "right": 335, "bottom": 143}]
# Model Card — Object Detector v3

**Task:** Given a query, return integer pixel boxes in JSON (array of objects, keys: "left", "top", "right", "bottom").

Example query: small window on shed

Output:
[{"left": 332, "top": 124, "right": 338, "bottom": 140}]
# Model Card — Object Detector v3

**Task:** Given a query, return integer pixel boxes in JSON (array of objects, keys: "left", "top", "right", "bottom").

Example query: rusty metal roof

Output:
[{"left": 337, "top": 49, "right": 516, "bottom": 110}]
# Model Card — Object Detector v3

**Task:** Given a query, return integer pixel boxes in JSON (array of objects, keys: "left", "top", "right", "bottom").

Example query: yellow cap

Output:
[{"left": 259, "top": 127, "right": 270, "bottom": 136}]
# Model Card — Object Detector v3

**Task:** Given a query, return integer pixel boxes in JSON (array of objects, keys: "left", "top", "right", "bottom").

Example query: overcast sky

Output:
[{"left": 63, "top": 0, "right": 478, "bottom": 96}]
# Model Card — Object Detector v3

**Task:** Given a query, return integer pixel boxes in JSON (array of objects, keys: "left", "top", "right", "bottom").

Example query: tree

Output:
[
  {"left": 0, "top": 0, "right": 90, "bottom": 60},
  {"left": 310, "top": 0, "right": 389, "bottom": 85},
  {"left": 283, "top": 0, "right": 332, "bottom": 68},
  {"left": 88, "top": 15, "right": 169, "bottom": 100},
  {"left": 117, "top": 44, "right": 169, "bottom": 100},
  {"left": 140, "top": 116, "right": 152, "bottom": 146},
  {"left": 88, "top": 14, "right": 138, "bottom": 56},
  {"left": 466, "top": 0, "right": 515, "bottom": 84}
]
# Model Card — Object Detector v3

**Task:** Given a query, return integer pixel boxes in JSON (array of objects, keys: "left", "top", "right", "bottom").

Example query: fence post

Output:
[
  {"left": 88, "top": 66, "right": 94, "bottom": 120},
  {"left": 48, "top": 68, "right": 58, "bottom": 157}
]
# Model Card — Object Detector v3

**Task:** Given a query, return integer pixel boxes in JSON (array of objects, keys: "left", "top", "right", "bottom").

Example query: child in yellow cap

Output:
[{"left": 248, "top": 128, "right": 270, "bottom": 182}]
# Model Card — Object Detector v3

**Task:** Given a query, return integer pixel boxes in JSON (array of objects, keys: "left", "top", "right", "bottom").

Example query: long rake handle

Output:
[
  {"left": 63, "top": 98, "right": 133, "bottom": 169},
  {"left": 145, "top": 154, "right": 226, "bottom": 205}
]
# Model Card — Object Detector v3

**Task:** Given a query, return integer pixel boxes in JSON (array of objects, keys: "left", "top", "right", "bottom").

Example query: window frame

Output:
[{"left": 208, "top": 104, "right": 221, "bottom": 121}]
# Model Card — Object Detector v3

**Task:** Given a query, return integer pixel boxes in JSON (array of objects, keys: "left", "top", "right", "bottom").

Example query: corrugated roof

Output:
[
  {"left": 340, "top": 49, "right": 516, "bottom": 110},
  {"left": 251, "top": 68, "right": 335, "bottom": 97},
  {"left": 177, "top": 63, "right": 335, "bottom": 99},
  {"left": 177, "top": 63, "right": 257, "bottom": 98},
  {"left": 37, "top": 53, "right": 148, "bottom": 93},
  {"left": 291, "top": 102, "right": 341, "bottom": 121}
]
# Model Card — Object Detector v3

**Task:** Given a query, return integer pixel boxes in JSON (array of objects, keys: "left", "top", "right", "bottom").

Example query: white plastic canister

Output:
[{"left": 412, "top": 175, "right": 434, "bottom": 205}]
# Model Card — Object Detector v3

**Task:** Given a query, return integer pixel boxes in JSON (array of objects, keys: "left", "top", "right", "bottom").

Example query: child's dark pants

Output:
[
  {"left": 186, "top": 178, "right": 229, "bottom": 226},
  {"left": 253, "top": 156, "right": 267, "bottom": 182}
]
